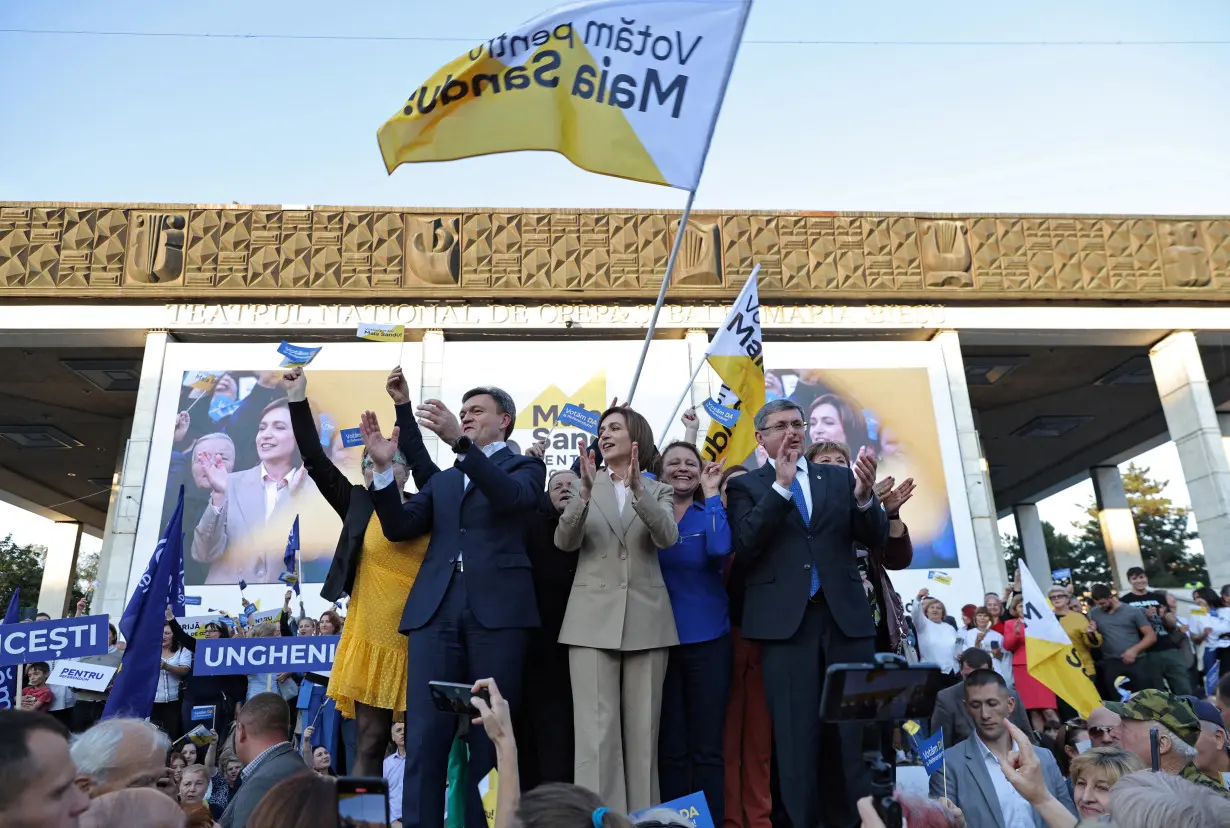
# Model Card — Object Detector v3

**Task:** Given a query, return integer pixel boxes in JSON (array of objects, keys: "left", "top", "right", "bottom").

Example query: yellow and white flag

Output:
[
  {"left": 378, "top": 0, "right": 751, "bottom": 189},
  {"left": 1017, "top": 560, "right": 1101, "bottom": 717},
  {"left": 700, "top": 267, "right": 764, "bottom": 465}
]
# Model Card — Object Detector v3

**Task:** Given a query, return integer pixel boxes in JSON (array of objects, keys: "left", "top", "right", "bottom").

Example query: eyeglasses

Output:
[
  {"left": 760, "top": 420, "right": 806, "bottom": 435},
  {"left": 1088, "top": 726, "right": 1118, "bottom": 738}
]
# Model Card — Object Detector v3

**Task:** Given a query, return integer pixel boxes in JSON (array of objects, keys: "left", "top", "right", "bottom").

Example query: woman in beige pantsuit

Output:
[{"left": 555, "top": 405, "right": 680, "bottom": 814}]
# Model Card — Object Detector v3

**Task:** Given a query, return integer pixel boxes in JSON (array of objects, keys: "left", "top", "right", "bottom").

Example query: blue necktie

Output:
[{"left": 789, "top": 475, "right": 821, "bottom": 597}]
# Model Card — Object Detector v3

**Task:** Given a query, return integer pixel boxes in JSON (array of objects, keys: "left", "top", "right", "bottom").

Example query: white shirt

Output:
[
  {"left": 766, "top": 458, "right": 876, "bottom": 515},
  {"left": 373, "top": 440, "right": 507, "bottom": 564},
  {"left": 155, "top": 647, "right": 193, "bottom": 703},
  {"left": 913, "top": 606, "right": 960, "bottom": 674},
  {"left": 973, "top": 736, "right": 1035, "bottom": 828},
  {"left": 608, "top": 469, "right": 632, "bottom": 513},
  {"left": 384, "top": 750, "right": 406, "bottom": 821},
  {"left": 260, "top": 463, "right": 291, "bottom": 520}
]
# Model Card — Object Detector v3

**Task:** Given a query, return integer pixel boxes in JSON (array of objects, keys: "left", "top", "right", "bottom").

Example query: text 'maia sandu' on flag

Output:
[
  {"left": 702, "top": 267, "right": 764, "bottom": 465},
  {"left": 378, "top": 0, "right": 752, "bottom": 189}
]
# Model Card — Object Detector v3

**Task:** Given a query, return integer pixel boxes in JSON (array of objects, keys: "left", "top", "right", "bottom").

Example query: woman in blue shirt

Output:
[{"left": 656, "top": 440, "right": 733, "bottom": 825}]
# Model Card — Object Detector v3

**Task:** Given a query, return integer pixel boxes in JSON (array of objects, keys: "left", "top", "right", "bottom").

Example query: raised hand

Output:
[
  {"left": 470, "top": 677, "right": 513, "bottom": 749},
  {"left": 874, "top": 476, "right": 894, "bottom": 499},
  {"left": 359, "top": 410, "right": 400, "bottom": 472},
  {"left": 997, "top": 719, "right": 1050, "bottom": 805},
  {"left": 881, "top": 477, "right": 916, "bottom": 516},
  {"left": 700, "top": 458, "right": 726, "bottom": 498},
  {"left": 852, "top": 446, "right": 877, "bottom": 504},
  {"left": 917, "top": 587, "right": 930, "bottom": 600},
  {"left": 386, "top": 366, "right": 410, "bottom": 405},
  {"left": 627, "top": 442, "right": 645, "bottom": 498},
  {"left": 415, "top": 399, "right": 462, "bottom": 444},
  {"left": 774, "top": 439, "right": 800, "bottom": 489},
  {"left": 174, "top": 411, "right": 191, "bottom": 443},
  {"left": 577, "top": 449, "right": 598, "bottom": 502},
  {"left": 198, "top": 451, "right": 229, "bottom": 501},
  {"left": 526, "top": 437, "right": 547, "bottom": 459},
  {"left": 681, "top": 406, "right": 699, "bottom": 431},
  {"left": 282, "top": 367, "right": 307, "bottom": 403}
]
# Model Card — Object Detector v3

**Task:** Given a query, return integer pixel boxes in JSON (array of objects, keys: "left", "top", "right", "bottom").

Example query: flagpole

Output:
[
  {"left": 658, "top": 358, "right": 707, "bottom": 449},
  {"left": 624, "top": 0, "right": 755, "bottom": 405}
]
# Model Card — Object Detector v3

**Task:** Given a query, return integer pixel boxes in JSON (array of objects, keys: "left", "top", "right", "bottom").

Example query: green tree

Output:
[
  {"left": 1002, "top": 520, "right": 1112, "bottom": 595},
  {"left": 70, "top": 548, "right": 100, "bottom": 611},
  {"left": 1069, "top": 463, "right": 1203, "bottom": 589},
  {"left": 0, "top": 534, "right": 45, "bottom": 615}
]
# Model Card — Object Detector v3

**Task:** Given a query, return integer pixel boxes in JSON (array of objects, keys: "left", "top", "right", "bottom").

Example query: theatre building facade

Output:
[{"left": 1, "top": 201, "right": 1228, "bottom": 620}]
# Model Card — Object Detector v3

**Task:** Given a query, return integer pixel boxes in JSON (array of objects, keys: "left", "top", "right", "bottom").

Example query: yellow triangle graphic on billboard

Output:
[{"left": 526, "top": 371, "right": 607, "bottom": 429}]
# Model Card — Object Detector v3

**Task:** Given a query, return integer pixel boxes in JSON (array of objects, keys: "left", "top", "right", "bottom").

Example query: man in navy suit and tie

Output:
[
  {"left": 725, "top": 399, "right": 887, "bottom": 828},
  {"left": 360, "top": 387, "right": 545, "bottom": 828}
]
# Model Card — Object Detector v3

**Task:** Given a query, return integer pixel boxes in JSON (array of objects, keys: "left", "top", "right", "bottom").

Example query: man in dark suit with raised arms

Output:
[
  {"left": 725, "top": 398, "right": 888, "bottom": 828},
  {"left": 360, "top": 387, "right": 545, "bottom": 828}
]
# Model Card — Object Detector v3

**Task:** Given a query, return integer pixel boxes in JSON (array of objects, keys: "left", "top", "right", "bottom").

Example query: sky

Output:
[{"left": 1, "top": 2, "right": 1228, "bottom": 563}]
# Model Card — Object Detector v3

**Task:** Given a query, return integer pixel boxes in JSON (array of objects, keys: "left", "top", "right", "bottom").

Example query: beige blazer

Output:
[{"left": 555, "top": 471, "right": 680, "bottom": 651}]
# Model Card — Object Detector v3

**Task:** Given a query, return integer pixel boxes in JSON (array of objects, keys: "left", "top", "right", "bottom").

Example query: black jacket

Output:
[
  {"left": 525, "top": 492, "right": 576, "bottom": 641},
  {"left": 287, "top": 399, "right": 437, "bottom": 602}
]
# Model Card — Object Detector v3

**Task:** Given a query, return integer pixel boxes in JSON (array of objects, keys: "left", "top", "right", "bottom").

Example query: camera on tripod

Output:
[{"left": 820, "top": 653, "right": 944, "bottom": 828}]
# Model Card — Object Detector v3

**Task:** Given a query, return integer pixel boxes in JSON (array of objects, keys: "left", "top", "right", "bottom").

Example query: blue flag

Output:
[
  {"left": 1207, "top": 659, "right": 1221, "bottom": 699},
  {"left": 282, "top": 516, "right": 301, "bottom": 596},
  {"left": 0, "top": 589, "right": 19, "bottom": 710},
  {"left": 919, "top": 728, "right": 946, "bottom": 776},
  {"left": 103, "top": 487, "right": 187, "bottom": 720}
]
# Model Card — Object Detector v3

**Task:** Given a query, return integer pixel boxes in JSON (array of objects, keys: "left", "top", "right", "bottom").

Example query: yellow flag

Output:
[
  {"left": 479, "top": 768, "right": 499, "bottom": 828},
  {"left": 377, "top": 0, "right": 751, "bottom": 190},
  {"left": 700, "top": 268, "right": 764, "bottom": 465},
  {"left": 1018, "top": 561, "right": 1102, "bottom": 716}
]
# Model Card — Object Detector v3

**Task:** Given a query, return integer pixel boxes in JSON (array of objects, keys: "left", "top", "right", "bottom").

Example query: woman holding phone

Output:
[{"left": 554, "top": 405, "right": 679, "bottom": 814}]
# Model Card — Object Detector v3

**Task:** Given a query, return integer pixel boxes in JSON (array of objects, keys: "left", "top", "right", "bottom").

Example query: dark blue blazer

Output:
[{"left": 372, "top": 445, "right": 546, "bottom": 632}]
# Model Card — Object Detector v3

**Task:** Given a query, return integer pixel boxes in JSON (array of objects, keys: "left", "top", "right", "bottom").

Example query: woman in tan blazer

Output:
[{"left": 555, "top": 405, "right": 680, "bottom": 814}]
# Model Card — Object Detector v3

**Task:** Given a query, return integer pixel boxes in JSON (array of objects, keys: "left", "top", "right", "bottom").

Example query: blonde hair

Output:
[
  {"left": 250, "top": 621, "right": 278, "bottom": 638},
  {"left": 805, "top": 440, "right": 851, "bottom": 465},
  {"left": 181, "top": 762, "right": 209, "bottom": 781},
  {"left": 1069, "top": 746, "right": 1144, "bottom": 790}
]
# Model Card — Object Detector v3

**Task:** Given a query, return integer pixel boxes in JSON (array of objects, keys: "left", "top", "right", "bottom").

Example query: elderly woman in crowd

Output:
[
  {"left": 1069, "top": 747, "right": 1145, "bottom": 822},
  {"left": 555, "top": 405, "right": 679, "bottom": 813}
]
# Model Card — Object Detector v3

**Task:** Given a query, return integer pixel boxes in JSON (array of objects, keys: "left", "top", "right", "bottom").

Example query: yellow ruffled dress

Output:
[{"left": 327, "top": 513, "right": 428, "bottom": 718}]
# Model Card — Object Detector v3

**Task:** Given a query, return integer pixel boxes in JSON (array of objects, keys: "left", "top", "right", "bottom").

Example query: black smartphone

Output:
[
  {"left": 337, "top": 776, "right": 390, "bottom": 826},
  {"left": 428, "top": 681, "right": 489, "bottom": 716},
  {"left": 1149, "top": 727, "right": 1160, "bottom": 772},
  {"left": 820, "top": 661, "right": 943, "bottom": 723}
]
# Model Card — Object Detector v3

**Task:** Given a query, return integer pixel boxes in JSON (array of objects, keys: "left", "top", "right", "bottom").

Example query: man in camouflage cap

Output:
[{"left": 1103, "top": 689, "right": 1230, "bottom": 797}]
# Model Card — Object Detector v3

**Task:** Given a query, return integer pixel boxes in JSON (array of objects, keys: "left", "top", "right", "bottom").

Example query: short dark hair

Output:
[
  {"left": 246, "top": 772, "right": 332, "bottom": 828},
  {"left": 1218, "top": 673, "right": 1230, "bottom": 705},
  {"left": 719, "top": 464, "right": 748, "bottom": 491},
  {"left": 34, "top": 612, "right": 51, "bottom": 621},
  {"left": 25, "top": 661, "right": 50, "bottom": 674},
  {"left": 1126, "top": 567, "right": 1145, "bottom": 579},
  {"left": 598, "top": 406, "right": 659, "bottom": 474},
  {"left": 237, "top": 692, "right": 290, "bottom": 739},
  {"left": 0, "top": 709, "right": 70, "bottom": 810},
  {"left": 753, "top": 399, "right": 805, "bottom": 431},
  {"left": 1091, "top": 584, "right": 1112, "bottom": 600},
  {"left": 517, "top": 783, "right": 637, "bottom": 828},
  {"left": 963, "top": 668, "right": 1008, "bottom": 693},
  {"left": 463, "top": 387, "right": 517, "bottom": 439},
  {"left": 960, "top": 647, "right": 993, "bottom": 671}
]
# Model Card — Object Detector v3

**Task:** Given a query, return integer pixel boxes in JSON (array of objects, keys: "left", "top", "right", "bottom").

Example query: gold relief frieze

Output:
[{"left": 0, "top": 204, "right": 1225, "bottom": 301}]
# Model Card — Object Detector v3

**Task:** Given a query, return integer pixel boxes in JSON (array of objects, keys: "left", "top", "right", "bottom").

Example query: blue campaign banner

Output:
[
  {"left": 183, "top": 596, "right": 203, "bottom": 606},
  {"left": 0, "top": 614, "right": 110, "bottom": 668},
  {"left": 702, "top": 398, "right": 740, "bottom": 429},
  {"left": 557, "top": 403, "right": 599, "bottom": 435},
  {"left": 194, "top": 635, "right": 340, "bottom": 675},
  {"left": 919, "top": 728, "right": 945, "bottom": 776},
  {"left": 1207, "top": 659, "right": 1221, "bottom": 699},
  {"left": 1052, "top": 568, "right": 1072, "bottom": 582},
  {"left": 339, "top": 427, "right": 364, "bottom": 448},
  {"left": 191, "top": 704, "right": 216, "bottom": 722},
  {"left": 277, "top": 341, "right": 322, "bottom": 368},
  {"left": 631, "top": 793, "right": 714, "bottom": 828}
]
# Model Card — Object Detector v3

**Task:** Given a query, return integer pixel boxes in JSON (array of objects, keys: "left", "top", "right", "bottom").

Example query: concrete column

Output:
[
  {"left": 685, "top": 329, "right": 711, "bottom": 410},
  {"left": 420, "top": 330, "right": 445, "bottom": 465},
  {"left": 1012, "top": 504, "right": 1052, "bottom": 586},
  {"left": 1150, "top": 331, "right": 1230, "bottom": 589},
  {"left": 95, "top": 331, "right": 169, "bottom": 620},
  {"left": 1219, "top": 412, "right": 1230, "bottom": 466},
  {"left": 38, "top": 521, "right": 83, "bottom": 619},
  {"left": 1090, "top": 465, "right": 1145, "bottom": 592},
  {"left": 934, "top": 330, "right": 1009, "bottom": 595}
]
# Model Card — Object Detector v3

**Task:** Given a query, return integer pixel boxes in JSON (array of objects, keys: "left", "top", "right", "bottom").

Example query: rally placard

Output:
[
  {"left": 631, "top": 792, "right": 714, "bottom": 828},
  {"left": 340, "top": 427, "right": 364, "bottom": 448},
  {"left": 557, "top": 403, "right": 599, "bottom": 435},
  {"left": 702, "top": 398, "right": 740, "bottom": 428},
  {"left": 47, "top": 660, "right": 117, "bottom": 692},
  {"left": 278, "top": 342, "right": 322, "bottom": 368},
  {"left": 191, "top": 704, "right": 216, "bottom": 723},
  {"left": 0, "top": 615, "right": 110, "bottom": 668},
  {"left": 357, "top": 322, "right": 405, "bottom": 342},
  {"left": 183, "top": 595, "right": 203, "bottom": 606},
  {"left": 194, "top": 635, "right": 340, "bottom": 675}
]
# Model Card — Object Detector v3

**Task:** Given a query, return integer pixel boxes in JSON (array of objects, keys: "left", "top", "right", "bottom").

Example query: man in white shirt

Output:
[
  {"left": 384, "top": 722, "right": 407, "bottom": 827},
  {"left": 929, "top": 669, "right": 1076, "bottom": 827}
]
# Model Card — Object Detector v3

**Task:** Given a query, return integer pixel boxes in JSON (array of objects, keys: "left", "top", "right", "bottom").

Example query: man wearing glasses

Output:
[{"left": 725, "top": 399, "right": 887, "bottom": 828}]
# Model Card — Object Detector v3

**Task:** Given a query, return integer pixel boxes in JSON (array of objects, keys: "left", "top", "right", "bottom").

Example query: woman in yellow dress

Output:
[{"left": 284, "top": 366, "right": 440, "bottom": 777}]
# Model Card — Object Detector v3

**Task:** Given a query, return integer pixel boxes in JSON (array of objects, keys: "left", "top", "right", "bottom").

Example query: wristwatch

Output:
[{"left": 452, "top": 436, "right": 472, "bottom": 454}]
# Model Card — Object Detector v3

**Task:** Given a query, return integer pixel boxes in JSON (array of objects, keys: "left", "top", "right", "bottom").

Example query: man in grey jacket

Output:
[
  {"left": 931, "top": 648, "right": 1034, "bottom": 748},
  {"left": 220, "top": 693, "right": 307, "bottom": 828},
  {"left": 929, "top": 670, "right": 1075, "bottom": 828}
]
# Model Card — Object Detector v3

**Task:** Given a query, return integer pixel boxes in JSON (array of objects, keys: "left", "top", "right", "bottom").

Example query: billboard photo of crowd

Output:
[
  {"left": 159, "top": 367, "right": 398, "bottom": 587},
  {"left": 755, "top": 366, "right": 959, "bottom": 570}
]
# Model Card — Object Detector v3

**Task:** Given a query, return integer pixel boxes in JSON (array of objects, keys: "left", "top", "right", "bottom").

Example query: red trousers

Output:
[{"left": 722, "top": 628, "right": 772, "bottom": 828}]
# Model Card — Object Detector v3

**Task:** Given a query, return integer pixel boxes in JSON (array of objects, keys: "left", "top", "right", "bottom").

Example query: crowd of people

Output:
[{"left": 5, "top": 372, "right": 1230, "bottom": 828}]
